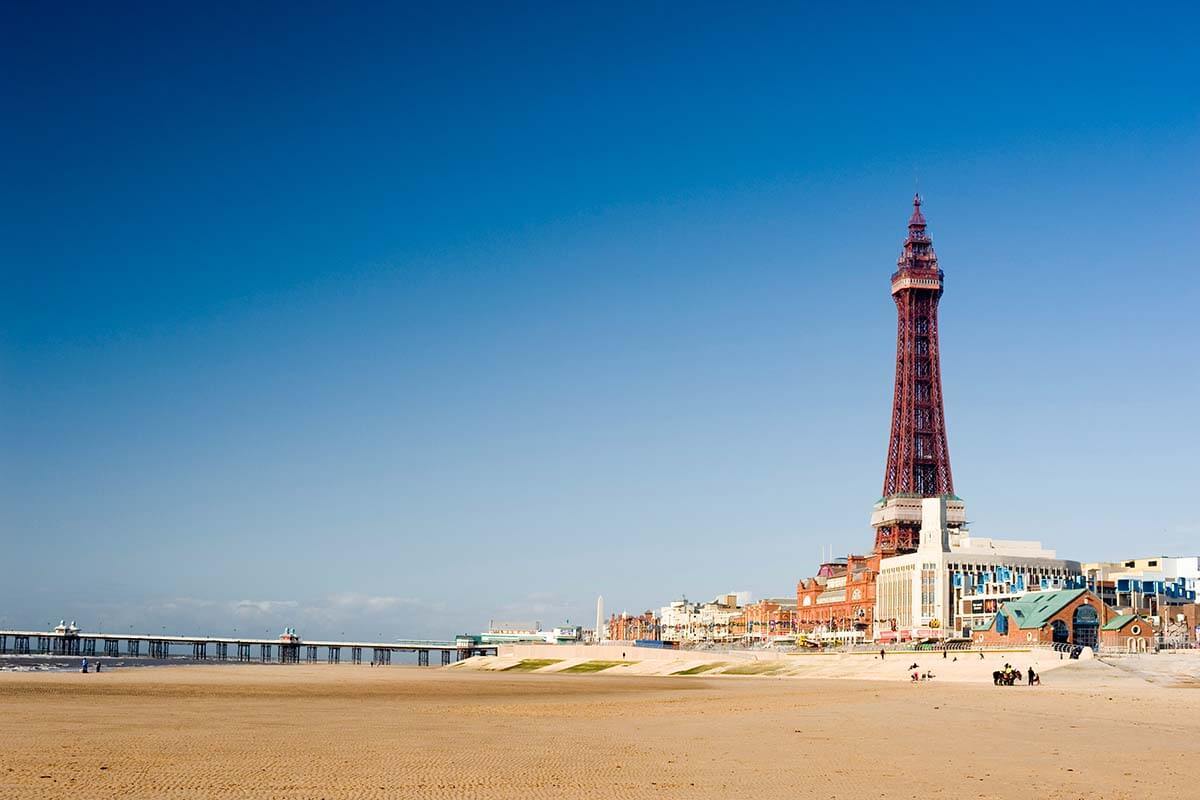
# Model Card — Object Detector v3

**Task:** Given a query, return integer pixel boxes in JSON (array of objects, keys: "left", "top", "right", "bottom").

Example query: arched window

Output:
[
  {"left": 1072, "top": 604, "right": 1100, "bottom": 648},
  {"left": 1051, "top": 620, "right": 1069, "bottom": 643}
]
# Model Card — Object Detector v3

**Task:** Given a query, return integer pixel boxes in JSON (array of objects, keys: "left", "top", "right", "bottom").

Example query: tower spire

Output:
[
  {"left": 873, "top": 196, "right": 958, "bottom": 555},
  {"left": 908, "top": 192, "right": 925, "bottom": 227}
]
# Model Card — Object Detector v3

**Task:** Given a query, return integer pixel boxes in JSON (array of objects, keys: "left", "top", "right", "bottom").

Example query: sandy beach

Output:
[{"left": 1, "top": 660, "right": 1197, "bottom": 799}]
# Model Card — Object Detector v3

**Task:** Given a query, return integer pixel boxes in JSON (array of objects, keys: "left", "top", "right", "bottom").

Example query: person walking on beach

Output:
[
  {"left": 880, "top": 648, "right": 885, "bottom": 660},
  {"left": 81, "top": 658, "right": 88, "bottom": 674}
]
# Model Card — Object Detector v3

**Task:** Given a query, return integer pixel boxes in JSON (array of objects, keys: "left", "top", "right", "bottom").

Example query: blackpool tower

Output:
[{"left": 871, "top": 195, "right": 965, "bottom": 555}]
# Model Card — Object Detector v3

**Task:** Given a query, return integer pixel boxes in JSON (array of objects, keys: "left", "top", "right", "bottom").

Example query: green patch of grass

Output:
[
  {"left": 501, "top": 659, "right": 563, "bottom": 672},
  {"left": 560, "top": 660, "right": 636, "bottom": 674},
  {"left": 721, "top": 662, "right": 785, "bottom": 676},
  {"left": 671, "top": 663, "right": 726, "bottom": 676}
]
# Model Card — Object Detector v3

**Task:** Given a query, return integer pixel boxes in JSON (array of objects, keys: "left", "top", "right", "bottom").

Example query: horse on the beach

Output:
[{"left": 993, "top": 670, "right": 1023, "bottom": 686}]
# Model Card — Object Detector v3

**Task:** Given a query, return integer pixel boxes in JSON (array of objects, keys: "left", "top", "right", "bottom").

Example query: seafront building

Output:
[
  {"left": 659, "top": 594, "right": 746, "bottom": 644},
  {"left": 973, "top": 588, "right": 1114, "bottom": 648},
  {"left": 731, "top": 598, "right": 797, "bottom": 644},
  {"left": 1081, "top": 556, "right": 1200, "bottom": 644},
  {"left": 1082, "top": 556, "right": 1199, "bottom": 613},
  {"left": 1098, "top": 614, "right": 1158, "bottom": 652},
  {"left": 796, "top": 555, "right": 878, "bottom": 640},
  {"left": 875, "top": 498, "right": 1082, "bottom": 640},
  {"left": 479, "top": 623, "right": 582, "bottom": 645},
  {"left": 606, "top": 611, "right": 660, "bottom": 643}
]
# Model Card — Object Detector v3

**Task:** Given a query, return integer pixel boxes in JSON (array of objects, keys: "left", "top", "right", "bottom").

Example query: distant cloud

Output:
[
  {"left": 12, "top": 592, "right": 463, "bottom": 640},
  {"left": 325, "top": 593, "right": 443, "bottom": 614},
  {"left": 233, "top": 599, "right": 300, "bottom": 617},
  {"left": 494, "top": 592, "right": 579, "bottom": 623}
]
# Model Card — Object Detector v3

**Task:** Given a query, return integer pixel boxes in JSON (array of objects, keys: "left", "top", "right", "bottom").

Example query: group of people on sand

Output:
[
  {"left": 908, "top": 662, "right": 936, "bottom": 682},
  {"left": 895, "top": 656, "right": 1041, "bottom": 686},
  {"left": 80, "top": 659, "right": 100, "bottom": 674}
]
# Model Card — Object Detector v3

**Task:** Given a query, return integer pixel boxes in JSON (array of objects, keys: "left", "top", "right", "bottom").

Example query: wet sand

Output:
[{"left": 1, "top": 663, "right": 1196, "bottom": 799}]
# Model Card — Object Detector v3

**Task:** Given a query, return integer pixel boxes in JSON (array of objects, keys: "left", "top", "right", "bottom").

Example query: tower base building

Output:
[{"left": 875, "top": 498, "right": 1082, "bottom": 640}]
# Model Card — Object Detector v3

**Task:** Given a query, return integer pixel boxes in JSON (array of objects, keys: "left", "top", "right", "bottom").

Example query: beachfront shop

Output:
[{"left": 974, "top": 589, "right": 1115, "bottom": 649}]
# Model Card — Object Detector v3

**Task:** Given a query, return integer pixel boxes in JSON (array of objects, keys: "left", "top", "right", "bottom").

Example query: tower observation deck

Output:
[{"left": 873, "top": 195, "right": 964, "bottom": 555}]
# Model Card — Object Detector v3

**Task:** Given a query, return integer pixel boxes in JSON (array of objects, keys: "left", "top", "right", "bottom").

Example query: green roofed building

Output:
[{"left": 976, "top": 588, "right": 1114, "bottom": 650}]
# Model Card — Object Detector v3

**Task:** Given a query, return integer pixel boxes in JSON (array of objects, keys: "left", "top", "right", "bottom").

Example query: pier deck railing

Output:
[{"left": 0, "top": 629, "right": 497, "bottom": 665}]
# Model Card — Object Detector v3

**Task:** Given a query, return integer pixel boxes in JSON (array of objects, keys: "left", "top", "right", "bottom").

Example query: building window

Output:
[{"left": 920, "top": 566, "right": 936, "bottom": 618}]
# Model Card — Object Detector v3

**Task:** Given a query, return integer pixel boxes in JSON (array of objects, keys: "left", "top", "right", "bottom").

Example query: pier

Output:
[{"left": 0, "top": 623, "right": 497, "bottom": 665}]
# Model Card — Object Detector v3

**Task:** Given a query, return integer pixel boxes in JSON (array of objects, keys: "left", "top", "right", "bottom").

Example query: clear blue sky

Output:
[{"left": 3, "top": 4, "right": 1198, "bottom": 639}]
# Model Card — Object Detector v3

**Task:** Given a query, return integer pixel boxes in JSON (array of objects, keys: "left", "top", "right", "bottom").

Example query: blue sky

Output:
[{"left": 3, "top": 4, "right": 1198, "bottom": 639}]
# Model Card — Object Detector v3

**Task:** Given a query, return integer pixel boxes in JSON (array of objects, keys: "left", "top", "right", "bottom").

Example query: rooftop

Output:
[
  {"left": 1102, "top": 614, "right": 1141, "bottom": 631},
  {"left": 997, "top": 589, "right": 1087, "bottom": 630}
]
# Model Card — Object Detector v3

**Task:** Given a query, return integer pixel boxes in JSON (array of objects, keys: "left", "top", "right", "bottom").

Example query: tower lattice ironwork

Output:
[{"left": 875, "top": 195, "right": 955, "bottom": 555}]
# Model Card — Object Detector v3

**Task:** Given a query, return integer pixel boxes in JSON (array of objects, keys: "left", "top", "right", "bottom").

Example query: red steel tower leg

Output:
[{"left": 875, "top": 195, "right": 956, "bottom": 555}]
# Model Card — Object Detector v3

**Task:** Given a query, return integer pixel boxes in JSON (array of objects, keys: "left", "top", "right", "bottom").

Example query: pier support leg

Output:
[
  {"left": 418, "top": 649, "right": 429, "bottom": 667},
  {"left": 352, "top": 647, "right": 362, "bottom": 665},
  {"left": 328, "top": 646, "right": 340, "bottom": 664},
  {"left": 441, "top": 650, "right": 452, "bottom": 666}
]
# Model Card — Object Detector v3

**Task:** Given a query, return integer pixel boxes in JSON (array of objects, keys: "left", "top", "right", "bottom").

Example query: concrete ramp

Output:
[{"left": 452, "top": 644, "right": 1098, "bottom": 684}]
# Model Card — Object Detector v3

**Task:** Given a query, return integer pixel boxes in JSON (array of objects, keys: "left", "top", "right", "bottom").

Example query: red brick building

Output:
[
  {"left": 796, "top": 554, "right": 879, "bottom": 637},
  {"left": 1099, "top": 614, "right": 1155, "bottom": 652},
  {"left": 974, "top": 589, "right": 1115, "bottom": 648},
  {"left": 731, "top": 598, "right": 797, "bottom": 641},
  {"left": 606, "top": 611, "right": 660, "bottom": 642}
]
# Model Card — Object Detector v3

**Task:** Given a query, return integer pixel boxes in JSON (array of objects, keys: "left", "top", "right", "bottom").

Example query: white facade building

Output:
[
  {"left": 875, "top": 498, "right": 1082, "bottom": 639},
  {"left": 1082, "top": 556, "right": 1199, "bottom": 615},
  {"left": 660, "top": 593, "right": 744, "bottom": 643}
]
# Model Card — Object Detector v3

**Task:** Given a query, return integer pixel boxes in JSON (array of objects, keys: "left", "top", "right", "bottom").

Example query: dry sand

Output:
[{"left": 1, "top": 662, "right": 1196, "bottom": 799}]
